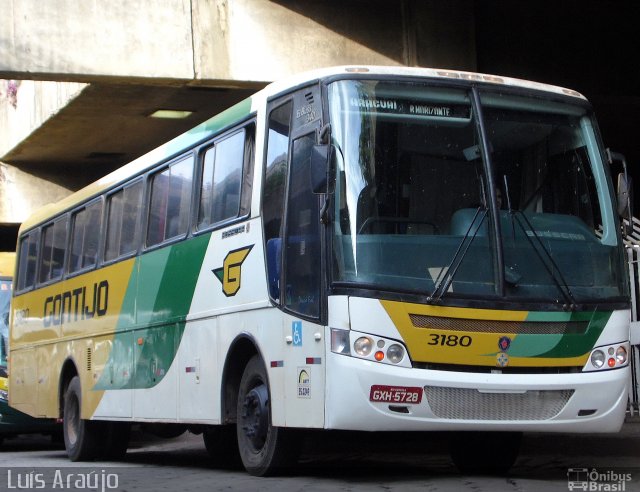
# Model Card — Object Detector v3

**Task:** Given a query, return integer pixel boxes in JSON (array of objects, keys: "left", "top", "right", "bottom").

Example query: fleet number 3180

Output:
[{"left": 428, "top": 334, "right": 472, "bottom": 347}]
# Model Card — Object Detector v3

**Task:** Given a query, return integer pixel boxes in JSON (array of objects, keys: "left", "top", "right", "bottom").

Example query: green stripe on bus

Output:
[
  {"left": 509, "top": 310, "right": 611, "bottom": 358},
  {"left": 94, "top": 233, "right": 211, "bottom": 390}
]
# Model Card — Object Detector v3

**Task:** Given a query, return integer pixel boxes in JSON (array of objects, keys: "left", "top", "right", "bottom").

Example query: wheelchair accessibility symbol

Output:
[{"left": 292, "top": 321, "right": 303, "bottom": 347}]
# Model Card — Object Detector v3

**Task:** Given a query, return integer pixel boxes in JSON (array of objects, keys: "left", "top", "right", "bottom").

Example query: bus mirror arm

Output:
[
  {"left": 311, "top": 124, "right": 335, "bottom": 195},
  {"left": 318, "top": 123, "right": 331, "bottom": 145},
  {"left": 606, "top": 149, "right": 634, "bottom": 236},
  {"left": 310, "top": 144, "right": 330, "bottom": 194}
]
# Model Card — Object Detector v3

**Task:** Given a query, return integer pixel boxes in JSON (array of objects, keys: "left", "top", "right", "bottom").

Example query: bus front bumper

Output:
[{"left": 325, "top": 351, "right": 629, "bottom": 433}]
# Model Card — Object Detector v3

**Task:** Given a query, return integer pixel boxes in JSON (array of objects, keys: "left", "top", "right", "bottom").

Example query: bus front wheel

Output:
[
  {"left": 63, "top": 376, "right": 102, "bottom": 461},
  {"left": 236, "top": 355, "right": 300, "bottom": 476}
]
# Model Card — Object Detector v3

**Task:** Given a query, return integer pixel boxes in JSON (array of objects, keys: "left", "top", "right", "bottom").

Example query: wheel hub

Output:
[
  {"left": 65, "top": 395, "right": 79, "bottom": 446},
  {"left": 240, "top": 383, "right": 269, "bottom": 450}
]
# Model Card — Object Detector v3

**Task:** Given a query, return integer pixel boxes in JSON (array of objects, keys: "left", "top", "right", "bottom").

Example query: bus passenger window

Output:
[
  {"left": 69, "top": 200, "right": 102, "bottom": 273},
  {"left": 38, "top": 217, "right": 67, "bottom": 284},
  {"left": 198, "top": 130, "right": 245, "bottom": 229},
  {"left": 105, "top": 180, "right": 143, "bottom": 261},
  {"left": 147, "top": 156, "right": 194, "bottom": 247},
  {"left": 17, "top": 231, "right": 39, "bottom": 291}
]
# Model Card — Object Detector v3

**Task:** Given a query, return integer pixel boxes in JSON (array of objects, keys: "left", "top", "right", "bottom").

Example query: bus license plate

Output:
[{"left": 369, "top": 385, "right": 423, "bottom": 404}]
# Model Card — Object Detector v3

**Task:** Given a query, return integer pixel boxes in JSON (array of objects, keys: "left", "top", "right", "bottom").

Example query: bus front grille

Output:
[
  {"left": 424, "top": 386, "right": 574, "bottom": 420},
  {"left": 409, "top": 315, "right": 588, "bottom": 335}
]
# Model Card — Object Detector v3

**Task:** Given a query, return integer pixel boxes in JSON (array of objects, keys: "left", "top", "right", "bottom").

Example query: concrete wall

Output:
[
  {"left": 1, "top": 0, "right": 195, "bottom": 82},
  {"left": 1, "top": 0, "right": 476, "bottom": 85},
  {"left": 193, "top": 0, "right": 476, "bottom": 83}
]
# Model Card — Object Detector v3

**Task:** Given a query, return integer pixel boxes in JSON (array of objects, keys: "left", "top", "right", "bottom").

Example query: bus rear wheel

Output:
[
  {"left": 63, "top": 376, "right": 102, "bottom": 461},
  {"left": 236, "top": 355, "right": 300, "bottom": 476},
  {"left": 449, "top": 431, "right": 522, "bottom": 475}
]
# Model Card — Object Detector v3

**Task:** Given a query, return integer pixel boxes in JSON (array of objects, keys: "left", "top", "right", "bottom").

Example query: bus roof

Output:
[
  {"left": 18, "top": 65, "right": 586, "bottom": 234},
  {"left": 263, "top": 65, "right": 586, "bottom": 101}
]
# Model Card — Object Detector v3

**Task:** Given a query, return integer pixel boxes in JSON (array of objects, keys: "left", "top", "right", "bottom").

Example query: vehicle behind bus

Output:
[{"left": 0, "top": 253, "right": 59, "bottom": 445}]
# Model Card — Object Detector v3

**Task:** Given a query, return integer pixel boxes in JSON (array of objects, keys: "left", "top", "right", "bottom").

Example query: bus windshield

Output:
[{"left": 328, "top": 79, "right": 627, "bottom": 305}]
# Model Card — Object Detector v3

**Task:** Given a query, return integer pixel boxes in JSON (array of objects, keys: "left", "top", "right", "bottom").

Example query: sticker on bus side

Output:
[
  {"left": 297, "top": 367, "right": 311, "bottom": 398},
  {"left": 369, "top": 385, "right": 423, "bottom": 404}
]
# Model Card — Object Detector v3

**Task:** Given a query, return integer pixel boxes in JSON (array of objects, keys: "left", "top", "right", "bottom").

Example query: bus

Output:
[
  {"left": 9, "top": 66, "right": 633, "bottom": 475},
  {"left": 0, "top": 253, "right": 13, "bottom": 394},
  {"left": 0, "top": 252, "right": 60, "bottom": 443}
]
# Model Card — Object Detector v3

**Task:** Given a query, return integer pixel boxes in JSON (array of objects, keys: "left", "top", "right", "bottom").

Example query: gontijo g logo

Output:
[{"left": 213, "top": 245, "right": 253, "bottom": 297}]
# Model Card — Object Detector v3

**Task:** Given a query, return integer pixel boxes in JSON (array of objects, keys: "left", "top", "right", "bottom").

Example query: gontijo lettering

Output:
[{"left": 43, "top": 280, "right": 109, "bottom": 327}]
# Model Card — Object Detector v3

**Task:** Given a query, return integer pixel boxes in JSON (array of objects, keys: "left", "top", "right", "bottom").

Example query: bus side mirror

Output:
[
  {"left": 607, "top": 149, "right": 634, "bottom": 236},
  {"left": 310, "top": 144, "right": 332, "bottom": 194},
  {"left": 617, "top": 172, "right": 633, "bottom": 218}
]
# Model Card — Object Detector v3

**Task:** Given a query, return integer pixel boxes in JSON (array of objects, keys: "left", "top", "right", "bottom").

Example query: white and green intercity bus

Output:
[{"left": 9, "top": 66, "right": 635, "bottom": 475}]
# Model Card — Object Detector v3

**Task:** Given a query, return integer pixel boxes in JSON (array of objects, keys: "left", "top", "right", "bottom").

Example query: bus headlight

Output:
[
  {"left": 354, "top": 337, "right": 373, "bottom": 356},
  {"left": 386, "top": 344, "right": 405, "bottom": 364},
  {"left": 616, "top": 346, "right": 627, "bottom": 364},
  {"left": 330, "top": 329, "right": 411, "bottom": 367},
  {"left": 585, "top": 342, "right": 630, "bottom": 372},
  {"left": 590, "top": 350, "right": 605, "bottom": 369}
]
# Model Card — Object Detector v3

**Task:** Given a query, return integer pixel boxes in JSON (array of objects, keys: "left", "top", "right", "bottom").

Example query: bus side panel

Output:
[
  {"left": 8, "top": 347, "right": 36, "bottom": 415},
  {"left": 215, "top": 308, "right": 287, "bottom": 427},
  {"left": 128, "top": 235, "right": 210, "bottom": 420},
  {"left": 36, "top": 344, "right": 57, "bottom": 416},
  {"left": 177, "top": 318, "right": 219, "bottom": 422},
  {"left": 91, "top": 332, "right": 134, "bottom": 418},
  {"left": 88, "top": 258, "right": 138, "bottom": 419},
  {"left": 132, "top": 323, "right": 179, "bottom": 420},
  {"left": 189, "top": 218, "right": 275, "bottom": 422}
]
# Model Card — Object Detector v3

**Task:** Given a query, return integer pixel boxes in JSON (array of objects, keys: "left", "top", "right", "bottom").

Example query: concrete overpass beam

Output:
[
  {"left": 2, "top": 0, "right": 476, "bottom": 85},
  {"left": 0, "top": 0, "right": 195, "bottom": 82},
  {"left": 192, "top": 0, "right": 476, "bottom": 84},
  {"left": 0, "top": 80, "right": 87, "bottom": 163},
  {"left": 0, "top": 163, "right": 77, "bottom": 224}
]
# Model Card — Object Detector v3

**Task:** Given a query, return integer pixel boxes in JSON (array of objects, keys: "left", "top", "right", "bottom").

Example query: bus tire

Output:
[
  {"left": 203, "top": 424, "right": 241, "bottom": 468},
  {"left": 63, "top": 376, "right": 102, "bottom": 461},
  {"left": 236, "top": 355, "right": 300, "bottom": 476},
  {"left": 449, "top": 431, "right": 522, "bottom": 475}
]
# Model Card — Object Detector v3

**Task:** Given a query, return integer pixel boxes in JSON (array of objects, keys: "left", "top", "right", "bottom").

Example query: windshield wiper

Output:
[
  {"left": 509, "top": 210, "right": 577, "bottom": 309},
  {"left": 500, "top": 176, "right": 576, "bottom": 309},
  {"left": 429, "top": 206, "right": 488, "bottom": 302}
]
